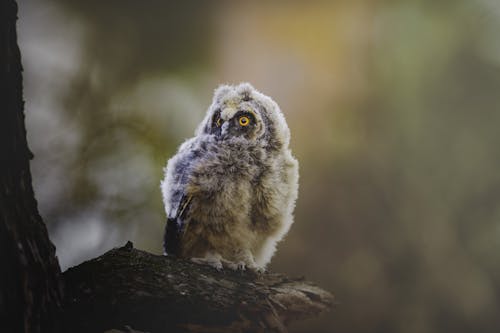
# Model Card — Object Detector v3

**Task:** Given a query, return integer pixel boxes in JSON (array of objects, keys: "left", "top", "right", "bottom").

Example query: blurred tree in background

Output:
[{"left": 17, "top": 0, "right": 500, "bottom": 332}]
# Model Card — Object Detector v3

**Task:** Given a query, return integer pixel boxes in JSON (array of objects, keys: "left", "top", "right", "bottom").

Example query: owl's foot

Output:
[
  {"left": 224, "top": 260, "right": 247, "bottom": 271},
  {"left": 227, "top": 261, "right": 265, "bottom": 274},
  {"left": 250, "top": 266, "right": 266, "bottom": 274},
  {"left": 191, "top": 251, "right": 266, "bottom": 274},
  {"left": 243, "top": 262, "right": 265, "bottom": 274},
  {"left": 191, "top": 252, "right": 223, "bottom": 271},
  {"left": 227, "top": 250, "right": 266, "bottom": 273}
]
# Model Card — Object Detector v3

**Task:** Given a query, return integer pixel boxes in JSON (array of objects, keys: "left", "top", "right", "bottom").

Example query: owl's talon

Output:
[
  {"left": 220, "top": 259, "right": 244, "bottom": 271},
  {"left": 191, "top": 257, "right": 223, "bottom": 271},
  {"left": 254, "top": 267, "right": 266, "bottom": 274},
  {"left": 244, "top": 264, "right": 265, "bottom": 274}
]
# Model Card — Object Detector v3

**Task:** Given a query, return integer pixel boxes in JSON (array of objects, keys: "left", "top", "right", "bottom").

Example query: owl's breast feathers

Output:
[{"left": 163, "top": 138, "right": 265, "bottom": 255}]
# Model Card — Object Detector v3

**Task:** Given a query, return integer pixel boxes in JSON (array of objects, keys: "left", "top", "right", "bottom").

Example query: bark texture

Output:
[
  {"left": 63, "top": 242, "right": 334, "bottom": 333},
  {"left": 0, "top": 1, "right": 63, "bottom": 332}
]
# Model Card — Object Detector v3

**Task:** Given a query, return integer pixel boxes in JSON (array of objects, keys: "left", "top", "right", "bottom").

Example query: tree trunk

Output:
[{"left": 0, "top": 1, "right": 64, "bottom": 332}]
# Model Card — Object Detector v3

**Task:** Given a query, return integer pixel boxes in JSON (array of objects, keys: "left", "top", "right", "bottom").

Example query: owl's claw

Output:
[
  {"left": 228, "top": 260, "right": 265, "bottom": 274},
  {"left": 191, "top": 255, "right": 223, "bottom": 271},
  {"left": 254, "top": 266, "right": 266, "bottom": 274},
  {"left": 245, "top": 263, "right": 265, "bottom": 274},
  {"left": 191, "top": 252, "right": 265, "bottom": 274},
  {"left": 232, "top": 261, "right": 247, "bottom": 271},
  {"left": 219, "top": 259, "right": 244, "bottom": 271}
]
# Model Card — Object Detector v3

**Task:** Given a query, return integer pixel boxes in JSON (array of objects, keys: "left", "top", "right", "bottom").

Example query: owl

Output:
[{"left": 161, "top": 83, "right": 299, "bottom": 271}]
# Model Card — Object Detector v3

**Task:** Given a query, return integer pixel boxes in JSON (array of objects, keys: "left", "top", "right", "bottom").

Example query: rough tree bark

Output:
[
  {"left": 0, "top": 1, "right": 64, "bottom": 332},
  {"left": 0, "top": 1, "right": 334, "bottom": 332},
  {"left": 63, "top": 242, "right": 333, "bottom": 333}
]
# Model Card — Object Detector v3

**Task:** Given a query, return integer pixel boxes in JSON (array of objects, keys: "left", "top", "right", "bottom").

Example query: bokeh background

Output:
[{"left": 17, "top": 0, "right": 500, "bottom": 332}]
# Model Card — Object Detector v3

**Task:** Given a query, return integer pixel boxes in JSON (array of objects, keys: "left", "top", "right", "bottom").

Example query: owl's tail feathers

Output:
[
  {"left": 163, "top": 217, "right": 182, "bottom": 256},
  {"left": 163, "top": 195, "right": 193, "bottom": 256}
]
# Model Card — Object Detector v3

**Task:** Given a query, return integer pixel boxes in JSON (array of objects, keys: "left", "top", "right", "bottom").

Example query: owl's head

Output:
[{"left": 197, "top": 83, "right": 291, "bottom": 149}]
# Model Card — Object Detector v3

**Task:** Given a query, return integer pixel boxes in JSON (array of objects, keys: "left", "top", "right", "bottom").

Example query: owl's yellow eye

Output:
[
  {"left": 216, "top": 118, "right": 222, "bottom": 127},
  {"left": 239, "top": 116, "right": 250, "bottom": 127}
]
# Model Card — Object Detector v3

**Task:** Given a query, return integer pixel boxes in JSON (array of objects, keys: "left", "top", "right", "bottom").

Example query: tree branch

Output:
[{"left": 63, "top": 242, "right": 334, "bottom": 333}]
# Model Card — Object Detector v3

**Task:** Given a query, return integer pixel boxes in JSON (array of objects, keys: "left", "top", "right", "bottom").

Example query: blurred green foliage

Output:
[{"left": 18, "top": 0, "right": 500, "bottom": 332}]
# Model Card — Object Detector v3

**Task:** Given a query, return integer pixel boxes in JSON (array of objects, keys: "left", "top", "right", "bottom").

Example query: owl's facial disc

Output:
[
  {"left": 209, "top": 107, "right": 259, "bottom": 141},
  {"left": 221, "top": 110, "right": 258, "bottom": 140}
]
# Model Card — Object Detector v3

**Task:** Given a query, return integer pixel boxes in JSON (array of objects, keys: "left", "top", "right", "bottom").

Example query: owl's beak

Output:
[{"left": 218, "top": 123, "right": 229, "bottom": 140}]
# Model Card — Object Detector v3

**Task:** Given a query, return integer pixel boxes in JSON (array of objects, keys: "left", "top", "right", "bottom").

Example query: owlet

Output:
[{"left": 161, "top": 83, "right": 299, "bottom": 271}]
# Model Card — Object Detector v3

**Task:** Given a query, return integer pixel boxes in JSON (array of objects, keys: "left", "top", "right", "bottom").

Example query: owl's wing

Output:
[{"left": 163, "top": 194, "right": 192, "bottom": 256}]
